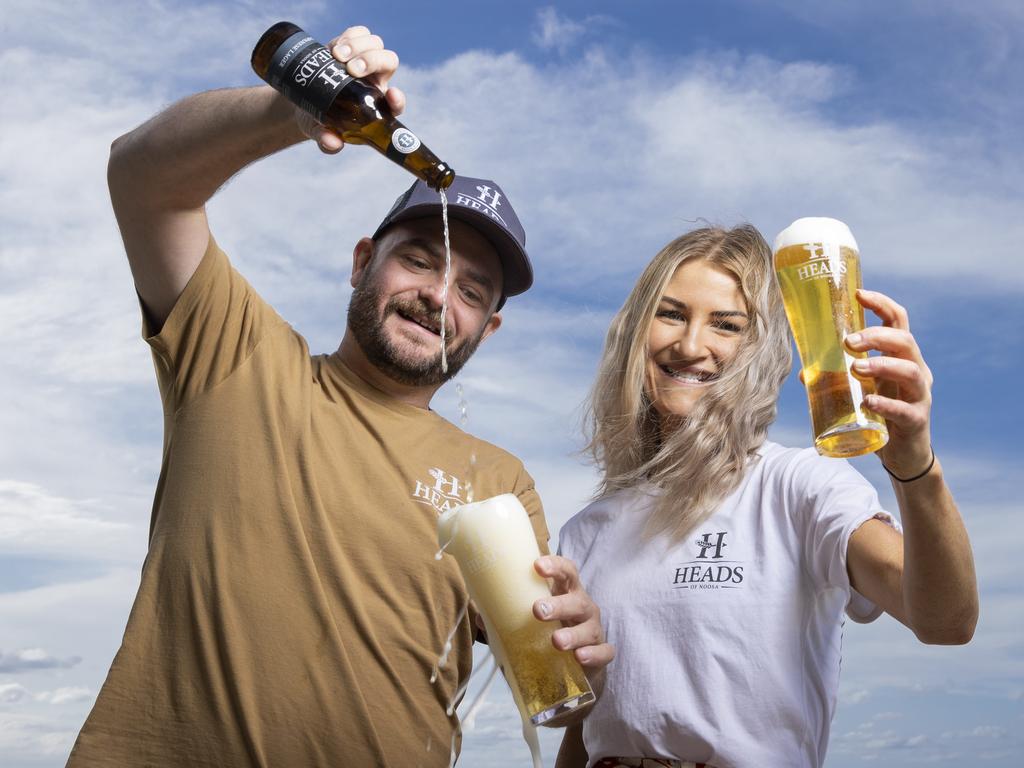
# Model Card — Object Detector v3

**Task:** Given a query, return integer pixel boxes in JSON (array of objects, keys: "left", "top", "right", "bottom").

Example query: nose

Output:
[
  {"left": 673, "top": 323, "right": 710, "bottom": 361},
  {"left": 418, "top": 274, "right": 448, "bottom": 310}
]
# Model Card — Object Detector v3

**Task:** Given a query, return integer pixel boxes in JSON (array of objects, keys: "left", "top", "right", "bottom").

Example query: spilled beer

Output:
[{"left": 437, "top": 494, "right": 594, "bottom": 725}]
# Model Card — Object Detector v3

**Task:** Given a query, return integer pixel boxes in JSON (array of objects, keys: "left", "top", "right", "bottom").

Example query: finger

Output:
[
  {"left": 850, "top": 356, "right": 930, "bottom": 402},
  {"left": 864, "top": 393, "right": 929, "bottom": 433},
  {"left": 575, "top": 642, "right": 616, "bottom": 668},
  {"left": 552, "top": 620, "right": 604, "bottom": 652},
  {"left": 328, "top": 26, "right": 371, "bottom": 51},
  {"left": 535, "top": 555, "right": 580, "bottom": 595},
  {"left": 845, "top": 326, "right": 922, "bottom": 361},
  {"left": 385, "top": 85, "right": 406, "bottom": 116},
  {"left": 534, "top": 590, "right": 595, "bottom": 625},
  {"left": 857, "top": 289, "right": 910, "bottom": 331},
  {"left": 344, "top": 48, "right": 399, "bottom": 83},
  {"left": 316, "top": 127, "right": 344, "bottom": 154},
  {"left": 332, "top": 31, "right": 383, "bottom": 59}
]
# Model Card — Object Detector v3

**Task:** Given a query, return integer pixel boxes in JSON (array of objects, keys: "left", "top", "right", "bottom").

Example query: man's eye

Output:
[{"left": 461, "top": 285, "right": 482, "bottom": 305}]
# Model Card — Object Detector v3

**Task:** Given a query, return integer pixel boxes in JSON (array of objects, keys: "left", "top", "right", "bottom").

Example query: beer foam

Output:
[
  {"left": 436, "top": 493, "right": 526, "bottom": 550},
  {"left": 773, "top": 217, "right": 858, "bottom": 254}
]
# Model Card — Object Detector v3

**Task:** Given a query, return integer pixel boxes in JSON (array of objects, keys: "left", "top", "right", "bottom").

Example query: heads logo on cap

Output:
[
  {"left": 372, "top": 175, "right": 533, "bottom": 305},
  {"left": 454, "top": 184, "right": 508, "bottom": 229}
]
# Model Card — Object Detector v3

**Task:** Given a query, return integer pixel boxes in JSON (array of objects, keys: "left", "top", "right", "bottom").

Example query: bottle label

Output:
[
  {"left": 266, "top": 30, "right": 354, "bottom": 121},
  {"left": 391, "top": 128, "right": 422, "bottom": 154}
]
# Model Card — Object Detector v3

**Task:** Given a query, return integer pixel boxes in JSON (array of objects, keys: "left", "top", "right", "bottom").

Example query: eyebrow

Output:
[
  {"left": 659, "top": 296, "right": 749, "bottom": 319},
  {"left": 396, "top": 237, "right": 497, "bottom": 297}
]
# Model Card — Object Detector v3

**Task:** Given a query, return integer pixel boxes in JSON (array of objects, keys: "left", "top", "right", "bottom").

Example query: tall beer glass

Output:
[
  {"left": 773, "top": 217, "right": 888, "bottom": 458},
  {"left": 437, "top": 494, "right": 594, "bottom": 725}
]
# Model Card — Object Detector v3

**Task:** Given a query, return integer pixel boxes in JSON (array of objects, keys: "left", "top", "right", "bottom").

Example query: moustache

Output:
[{"left": 386, "top": 298, "right": 454, "bottom": 339}]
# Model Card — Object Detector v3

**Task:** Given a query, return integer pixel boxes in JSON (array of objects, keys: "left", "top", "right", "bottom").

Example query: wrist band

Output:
[{"left": 882, "top": 446, "right": 936, "bottom": 483}]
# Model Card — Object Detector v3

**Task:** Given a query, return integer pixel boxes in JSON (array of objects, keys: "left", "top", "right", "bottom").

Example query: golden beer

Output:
[
  {"left": 773, "top": 218, "right": 888, "bottom": 458},
  {"left": 495, "top": 613, "right": 590, "bottom": 721},
  {"left": 252, "top": 22, "right": 455, "bottom": 190},
  {"left": 437, "top": 494, "right": 594, "bottom": 725}
]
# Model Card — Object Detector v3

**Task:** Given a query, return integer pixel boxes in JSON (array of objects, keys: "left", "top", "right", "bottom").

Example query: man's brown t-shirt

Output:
[{"left": 67, "top": 237, "right": 549, "bottom": 767}]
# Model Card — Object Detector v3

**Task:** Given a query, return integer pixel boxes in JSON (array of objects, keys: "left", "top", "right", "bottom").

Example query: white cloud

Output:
[
  {"left": 35, "top": 687, "right": 93, "bottom": 705},
  {"left": 0, "top": 649, "right": 81, "bottom": 675},
  {"left": 533, "top": 7, "right": 584, "bottom": 53},
  {"left": 531, "top": 7, "right": 612, "bottom": 55},
  {"left": 0, "top": 683, "right": 30, "bottom": 704},
  {"left": 0, "top": 481, "right": 132, "bottom": 559}
]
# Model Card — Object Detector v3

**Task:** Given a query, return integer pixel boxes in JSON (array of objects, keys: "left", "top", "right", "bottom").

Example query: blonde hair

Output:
[{"left": 584, "top": 225, "right": 792, "bottom": 542}]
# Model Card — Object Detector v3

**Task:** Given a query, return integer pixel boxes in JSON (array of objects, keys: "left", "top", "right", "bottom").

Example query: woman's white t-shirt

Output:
[{"left": 558, "top": 441, "right": 899, "bottom": 768}]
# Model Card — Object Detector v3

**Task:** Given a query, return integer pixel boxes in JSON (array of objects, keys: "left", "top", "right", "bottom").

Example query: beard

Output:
[{"left": 347, "top": 279, "right": 485, "bottom": 387}]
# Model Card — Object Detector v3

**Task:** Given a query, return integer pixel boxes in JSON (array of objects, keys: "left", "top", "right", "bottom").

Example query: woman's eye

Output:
[
  {"left": 715, "top": 321, "right": 742, "bottom": 333},
  {"left": 657, "top": 309, "right": 685, "bottom": 321}
]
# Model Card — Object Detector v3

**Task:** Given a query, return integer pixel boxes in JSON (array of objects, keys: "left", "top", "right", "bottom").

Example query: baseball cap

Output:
[{"left": 373, "top": 176, "right": 532, "bottom": 309}]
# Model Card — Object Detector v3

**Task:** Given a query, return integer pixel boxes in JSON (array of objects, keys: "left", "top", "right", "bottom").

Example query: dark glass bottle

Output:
[{"left": 252, "top": 21, "right": 455, "bottom": 190}]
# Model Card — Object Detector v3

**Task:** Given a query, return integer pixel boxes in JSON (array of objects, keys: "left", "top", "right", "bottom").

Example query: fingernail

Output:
[
  {"left": 852, "top": 358, "right": 870, "bottom": 371},
  {"left": 335, "top": 44, "right": 351, "bottom": 59},
  {"left": 348, "top": 58, "right": 365, "bottom": 75},
  {"left": 847, "top": 333, "right": 862, "bottom": 345},
  {"left": 577, "top": 648, "right": 590, "bottom": 664},
  {"left": 538, "top": 601, "right": 552, "bottom": 618},
  {"left": 554, "top": 629, "right": 569, "bottom": 648}
]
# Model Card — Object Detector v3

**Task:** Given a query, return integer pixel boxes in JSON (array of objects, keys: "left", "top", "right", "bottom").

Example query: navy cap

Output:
[{"left": 373, "top": 176, "right": 532, "bottom": 309}]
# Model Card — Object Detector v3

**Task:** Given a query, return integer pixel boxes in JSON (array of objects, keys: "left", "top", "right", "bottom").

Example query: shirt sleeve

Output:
[
  {"left": 514, "top": 467, "right": 551, "bottom": 557},
  {"left": 141, "top": 235, "right": 286, "bottom": 413},
  {"left": 787, "top": 450, "right": 902, "bottom": 623}
]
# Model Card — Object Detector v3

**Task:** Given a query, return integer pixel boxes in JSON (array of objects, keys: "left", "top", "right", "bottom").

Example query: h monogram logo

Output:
[
  {"left": 695, "top": 531, "right": 728, "bottom": 560},
  {"left": 429, "top": 468, "right": 461, "bottom": 499},
  {"left": 475, "top": 185, "right": 503, "bottom": 209}
]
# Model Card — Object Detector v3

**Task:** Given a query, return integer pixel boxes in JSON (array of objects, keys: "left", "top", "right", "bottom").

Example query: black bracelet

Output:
[{"left": 882, "top": 446, "right": 936, "bottom": 483}]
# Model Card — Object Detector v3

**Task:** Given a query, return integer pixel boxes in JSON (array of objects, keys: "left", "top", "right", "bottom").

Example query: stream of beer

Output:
[
  {"left": 439, "top": 189, "right": 451, "bottom": 374},
  {"left": 431, "top": 190, "right": 543, "bottom": 768}
]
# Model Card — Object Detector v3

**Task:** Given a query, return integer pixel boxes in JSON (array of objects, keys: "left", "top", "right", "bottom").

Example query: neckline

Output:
[{"left": 322, "top": 352, "right": 442, "bottom": 420}]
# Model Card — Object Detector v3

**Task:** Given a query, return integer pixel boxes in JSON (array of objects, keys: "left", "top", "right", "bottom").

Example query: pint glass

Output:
[
  {"left": 773, "top": 218, "right": 888, "bottom": 458},
  {"left": 437, "top": 494, "right": 594, "bottom": 725}
]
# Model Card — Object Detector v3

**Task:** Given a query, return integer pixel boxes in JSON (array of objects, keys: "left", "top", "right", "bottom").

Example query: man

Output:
[{"left": 68, "top": 26, "right": 612, "bottom": 767}]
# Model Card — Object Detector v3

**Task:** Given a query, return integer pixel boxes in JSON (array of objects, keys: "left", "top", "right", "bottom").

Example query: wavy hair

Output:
[{"left": 584, "top": 224, "right": 793, "bottom": 543}]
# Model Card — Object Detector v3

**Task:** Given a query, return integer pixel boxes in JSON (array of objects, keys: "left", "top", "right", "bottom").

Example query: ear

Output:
[
  {"left": 477, "top": 311, "right": 502, "bottom": 344},
  {"left": 350, "top": 237, "right": 375, "bottom": 288}
]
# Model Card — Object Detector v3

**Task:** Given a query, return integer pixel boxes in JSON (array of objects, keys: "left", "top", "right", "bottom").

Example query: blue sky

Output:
[{"left": 1, "top": 1, "right": 1022, "bottom": 766}]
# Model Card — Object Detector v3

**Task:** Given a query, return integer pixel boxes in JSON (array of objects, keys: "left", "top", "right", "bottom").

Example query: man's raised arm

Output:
[{"left": 107, "top": 26, "right": 405, "bottom": 330}]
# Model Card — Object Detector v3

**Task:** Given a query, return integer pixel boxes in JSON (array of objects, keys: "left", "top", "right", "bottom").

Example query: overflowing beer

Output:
[
  {"left": 773, "top": 218, "right": 888, "bottom": 458},
  {"left": 252, "top": 22, "right": 455, "bottom": 190},
  {"left": 437, "top": 495, "right": 594, "bottom": 725}
]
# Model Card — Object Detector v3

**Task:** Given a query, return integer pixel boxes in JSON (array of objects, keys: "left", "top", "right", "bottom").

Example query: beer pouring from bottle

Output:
[{"left": 252, "top": 21, "right": 455, "bottom": 190}]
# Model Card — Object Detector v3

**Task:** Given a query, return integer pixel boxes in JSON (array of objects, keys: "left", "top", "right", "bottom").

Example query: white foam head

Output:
[
  {"left": 773, "top": 217, "right": 858, "bottom": 254},
  {"left": 436, "top": 493, "right": 525, "bottom": 550}
]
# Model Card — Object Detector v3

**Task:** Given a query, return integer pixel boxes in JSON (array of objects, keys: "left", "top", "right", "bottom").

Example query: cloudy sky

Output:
[{"left": 2, "top": 0, "right": 1022, "bottom": 765}]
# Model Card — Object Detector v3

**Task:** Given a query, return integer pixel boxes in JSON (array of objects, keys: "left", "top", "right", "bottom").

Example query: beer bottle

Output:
[{"left": 252, "top": 21, "right": 455, "bottom": 190}]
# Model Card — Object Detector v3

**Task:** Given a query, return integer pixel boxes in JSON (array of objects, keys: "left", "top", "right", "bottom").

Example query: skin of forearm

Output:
[
  {"left": 108, "top": 86, "right": 306, "bottom": 210},
  {"left": 896, "top": 459, "right": 979, "bottom": 644}
]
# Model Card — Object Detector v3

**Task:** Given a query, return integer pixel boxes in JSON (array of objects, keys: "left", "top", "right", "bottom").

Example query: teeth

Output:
[
  {"left": 660, "top": 364, "right": 713, "bottom": 383},
  {"left": 400, "top": 310, "right": 440, "bottom": 334}
]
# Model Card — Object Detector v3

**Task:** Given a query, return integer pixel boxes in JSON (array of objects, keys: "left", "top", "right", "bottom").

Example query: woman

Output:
[{"left": 556, "top": 225, "right": 977, "bottom": 767}]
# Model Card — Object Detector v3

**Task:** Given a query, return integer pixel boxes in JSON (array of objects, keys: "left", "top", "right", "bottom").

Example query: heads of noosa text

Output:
[{"left": 346, "top": 176, "right": 532, "bottom": 388}]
